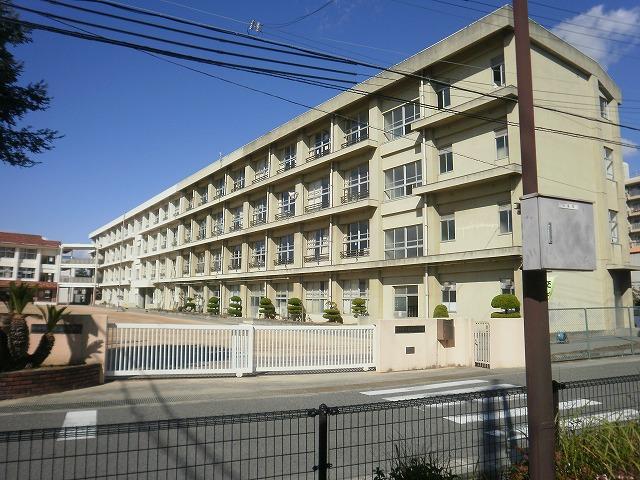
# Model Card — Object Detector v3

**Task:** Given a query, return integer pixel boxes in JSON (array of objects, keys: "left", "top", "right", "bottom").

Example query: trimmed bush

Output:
[
  {"left": 287, "top": 297, "right": 303, "bottom": 322},
  {"left": 207, "top": 296, "right": 220, "bottom": 315},
  {"left": 323, "top": 301, "right": 343, "bottom": 324},
  {"left": 432, "top": 304, "right": 449, "bottom": 318},
  {"left": 259, "top": 297, "right": 276, "bottom": 319},
  {"left": 491, "top": 293, "right": 520, "bottom": 317},
  {"left": 183, "top": 297, "right": 196, "bottom": 312},
  {"left": 351, "top": 298, "right": 368, "bottom": 317},
  {"left": 228, "top": 296, "right": 242, "bottom": 317}
]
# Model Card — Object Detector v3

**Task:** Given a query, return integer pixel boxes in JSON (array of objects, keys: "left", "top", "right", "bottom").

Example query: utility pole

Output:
[{"left": 513, "top": 1, "right": 556, "bottom": 479}]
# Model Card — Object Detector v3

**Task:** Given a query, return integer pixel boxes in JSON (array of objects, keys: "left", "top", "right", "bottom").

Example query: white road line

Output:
[
  {"left": 56, "top": 410, "right": 97, "bottom": 441},
  {"left": 383, "top": 383, "right": 517, "bottom": 402},
  {"left": 474, "top": 393, "right": 527, "bottom": 404},
  {"left": 361, "top": 379, "right": 488, "bottom": 396},
  {"left": 446, "top": 399, "right": 601, "bottom": 425},
  {"left": 562, "top": 408, "right": 639, "bottom": 430}
]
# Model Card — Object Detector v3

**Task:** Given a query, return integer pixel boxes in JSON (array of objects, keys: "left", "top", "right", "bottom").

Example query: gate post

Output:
[{"left": 313, "top": 404, "right": 333, "bottom": 479}]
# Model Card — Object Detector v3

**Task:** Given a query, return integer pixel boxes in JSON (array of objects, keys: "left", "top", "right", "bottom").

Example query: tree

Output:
[
  {"left": 207, "top": 296, "right": 220, "bottom": 315},
  {"left": 432, "top": 304, "right": 449, "bottom": 318},
  {"left": 259, "top": 297, "right": 276, "bottom": 319},
  {"left": 323, "top": 301, "right": 343, "bottom": 324},
  {"left": 351, "top": 298, "right": 368, "bottom": 317},
  {"left": 228, "top": 295, "right": 242, "bottom": 317},
  {"left": 287, "top": 297, "right": 303, "bottom": 322},
  {"left": 490, "top": 294, "right": 521, "bottom": 318},
  {"left": 1, "top": 4, "right": 60, "bottom": 167}
]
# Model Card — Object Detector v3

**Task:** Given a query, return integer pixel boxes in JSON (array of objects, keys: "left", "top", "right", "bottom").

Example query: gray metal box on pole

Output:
[{"left": 521, "top": 193, "right": 596, "bottom": 271}]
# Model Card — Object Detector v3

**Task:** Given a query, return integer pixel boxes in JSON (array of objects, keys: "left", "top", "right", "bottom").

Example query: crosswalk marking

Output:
[
  {"left": 445, "top": 398, "right": 600, "bottom": 425},
  {"left": 360, "top": 379, "right": 488, "bottom": 397},
  {"left": 383, "top": 383, "right": 517, "bottom": 402},
  {"left": 56, "top": 410, "right": 97, "bottom": 441}
]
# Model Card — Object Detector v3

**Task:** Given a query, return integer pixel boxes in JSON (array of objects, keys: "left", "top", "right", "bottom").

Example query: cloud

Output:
[{"left": 551, "top": 5, "right": 640, "bottom": 69}]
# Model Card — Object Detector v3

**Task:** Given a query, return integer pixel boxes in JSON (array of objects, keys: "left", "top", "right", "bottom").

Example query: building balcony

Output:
[
  {"left": 275, "top": 210, "right": 295, "bottom": 221},
  {"left": 304, "top": 253, "right": 329, "bottom": 263},
  {"left": 231, "top": 180, "right": 245, "bottom": 192},
  {"left": 250, "top": 215, "right": 267, "bottom": 227},
  {"left": 212, "top": 190, "right": 226, "bottom": 201},
  {"left": 340, "top": 248, "right": 370, "bottom": 259},
  {"left": 341, "top": 188, "right": 369, "bottom": 204},
  {"left": 413, "top": 164, "right": 521, "bottom": 196},
  {"left": 59, "top": 276, "right": 95, "bottom": 284},
  {"left": 276, "top": 159, "right": 296, "bottom": 174},
  {"left": 341, "top": 127, "right": 369, "bottom": 148},
  {"left": 61, "top": 258, "right": 94, "bottom": 265},
  {"left": 252, "top": 171, "right": 269, "bottom": 184},
  {"left": 210, "top": 262, "right": 222, "bottom": 273},
  {"left": 306, "top": 144, "right": 331, "bottom": 162},
  {"left": 229, "top": 222, "right": 243, "bottom": 233},
  {"left": 305, "top": 200, "right": 330, "bottom": 214},
  {"left": 212, "top": 225, "right": 225, "bottom": 236},
  {"left": 249, "top": 259, "right": 266, "bottom": 269},
  {"left": 228, "top": 261, "right": 241, "bottom": 271},
  {"left": 273, "top": 255, "right": 294, "bottom": 266}
]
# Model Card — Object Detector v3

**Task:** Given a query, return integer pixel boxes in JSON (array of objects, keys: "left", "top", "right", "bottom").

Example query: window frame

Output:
[
  {"left": 495, "top": 129, "right": 509, "bottom": 160},
  {"left": 604, "top": 146, "right": 614, "bottom": 180},
  {"left": 499, "top": 203, "right": 513, "bottom": 234},
  {"left": 393, "top": 285, "right": 419, "bottom": 318},
  {"left": 383, "top": 101, "right": 420, "bottom": 140},
  {"left": 384, "top": 225, "right": 424, "bottom": 259},
  {"left": 342, "top": 279, "right": 368, "bottom": 314},
  {"left": 305, "top": 281, "right": 328, "bottom": 314},
  {"left": 609, "top": 210, "right": 619, "bottom": 244},
  {"left": 441, "top": 283, "right": 457, "bottom": 313},
  {"left": 434, "top": 82, "right": 451, "bottom": 109},
  {"left": 441, "top": 214, "right": 456, "bottom": 242},
  {"left": 491, "top": 55, "right": 506, "bottom": 87},
  {"left": 438, "top": 146, "right": 454, "bottom": 174},
  {"left": 384, "top": 161, "right": 423, "bottom": 200}
]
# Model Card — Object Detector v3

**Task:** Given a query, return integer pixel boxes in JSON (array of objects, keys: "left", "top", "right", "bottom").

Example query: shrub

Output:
[
  {"left": 183, "top": 297, "right": 197, "bottom": 312},
  {"left": 323, "top": 301, "right": 343, "bottom": 324},
  {"left": 287, "top": 297, "right": 303, "bottom": 321},
  {"left": 351, "top": 298, "right": 368, "bottom": 317},
  {"left": 432, "top": 304, "right": 449, "bottom": 318},
  {"left": 491, "top": 294, "right": 520, "bottom": 317},
  {"left": 207, "top": 296, "right": 220, "bottom": 315},
  {"left": 228, "top": 295, "right": 242, "bottom": 317},
  {"left": 374, "top": 447, "right": 458, "bottom": 480},
  {"left": 259, "top": 297, "right": 276, "bottom": 319}
]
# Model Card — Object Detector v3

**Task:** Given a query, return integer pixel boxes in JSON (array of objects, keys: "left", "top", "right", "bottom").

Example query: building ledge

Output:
[
  {"left": 413, "top": 164, "right": 521, "bottom": 196},
  {"left": 411, "top": 85, "right": 517, "bottom": 131}
]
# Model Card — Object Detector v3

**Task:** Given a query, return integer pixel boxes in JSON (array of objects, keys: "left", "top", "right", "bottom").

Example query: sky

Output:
[{"left": 2, "top": 0, "right": 640, "bottom": 242}]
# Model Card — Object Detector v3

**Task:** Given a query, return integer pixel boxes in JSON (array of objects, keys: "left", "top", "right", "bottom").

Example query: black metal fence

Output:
[{"left": 1, "top": 375, "right": 638, "bottom": 479}]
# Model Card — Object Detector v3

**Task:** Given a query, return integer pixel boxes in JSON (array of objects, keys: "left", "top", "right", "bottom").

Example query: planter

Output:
[{"left": 0, "top": 363, "right": 102, "bottom": 400}]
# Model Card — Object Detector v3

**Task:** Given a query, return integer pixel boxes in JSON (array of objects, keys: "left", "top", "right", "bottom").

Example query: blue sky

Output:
[{"left": 3, "top": 0, "right": 640, "bottom": 242}]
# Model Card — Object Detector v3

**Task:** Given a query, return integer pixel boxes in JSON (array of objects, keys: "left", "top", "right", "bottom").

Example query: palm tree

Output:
[
  {"left": 0, "top": 282, "right": 34, "bottom": 370},
  {"left": 28, "top": 305, "right": 68, "bottom": 367}
]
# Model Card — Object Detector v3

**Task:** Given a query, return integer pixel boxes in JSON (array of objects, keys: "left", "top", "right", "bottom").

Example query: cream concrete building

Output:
[
  {"left": 89, "top": 7, "right": 632, "bottom": 324},
  {"left": 57, "top": 244, "right": 99, "bottom": 305}
]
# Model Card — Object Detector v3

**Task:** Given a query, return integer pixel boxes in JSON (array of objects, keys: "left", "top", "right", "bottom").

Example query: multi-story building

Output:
[
  {"left": 57, "top": 244, "right": 99, "bottom": 305},
  {"left": 90, "top": 7, "right": 631, "bottom": 322},
  {"left": 0, "top": 232, "right": 60, "bottom": 303},
  {"left": 625, "top": 174, "right": 640, "bottom": 288}
]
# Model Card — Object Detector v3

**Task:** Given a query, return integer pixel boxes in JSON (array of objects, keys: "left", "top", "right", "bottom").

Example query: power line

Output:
[
  {"left": 6, "top": 11, "right": 639, "bottom": 148},
  {"left": 264, "top": 0, "right": 334, "bottom": 28},
  {"left": 529, "top": 0, "right": 640, "bottom": 30}
]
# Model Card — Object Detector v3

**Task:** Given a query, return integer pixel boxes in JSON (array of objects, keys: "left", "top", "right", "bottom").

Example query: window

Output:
[
  {"left": 344, "top": 221, "right": 369, "bottom": 256},
  {"left": 439, "top": 147, "right": 453, "bottom": 174},
  {"left": 499, "top": 204, "right": 513, "bottom": 234},
  {"left": 196, "top": 252, "right": 205, "bottom": 275},
  {"left": 282, "top": 144, "right": 296, "bottom": 170},
  {"left": 252, "top": 198, "right": 267, "bottom": 225},
  {"left": 442, "top": 282, "right": 457, "bottom": 312},
  {"left": 276, "top": 234, "right": 295, "bottom": 265},
  {"left": 609, "top": 210, "right": 619, "bottom": 243},
  {"left": 434, "top": 82, "right": 451, "bottom": 109},
  {"left": 212, "top": 212, "right": 224, "bottom": 235},
  {"left": 42, "top": 256, "right": 56, "bottom": 265},
  {"left": 17, "top": 267, "right": 35, "bottom": 279},
  {"left": 344, "top": 112, "right": 369, "bottom": 146},
  {"left": 604, "top": 147, "right": 614, "bottom": 180},
  {"left": 232, "top": 170, "right": 245, "bottom": 191},
  {"left": 199, "top": 188, "right": 208, "bottom": 204},
  {"left": 40, "top": 272, "right": 55, "bottom": 282},
  {"left": 495, "top": 129, "right": 509, "bottom": 159},
  {"left": 599, "top": 95, "right": 609, "bottom": 119},
  {"left": 254, "top": 158, "right": 269, "bottom": 181},
  {"left": 249, "top": 284, "right": 265, "bottom": 318},
  {"left": 210, "top": 249, "right": 222, "bottom": 272},
  {"left": 182, "top": 255, "right": 191, "bottom": 276},
  {"left": 214, "top": 178, "right": 226, "bottom": 198},
  {"left": 384, "top": 101, "right": 420, "bottom": 140},
  {"left": 310, "top": 130, "right": 331, "bottom": 158},
  {"left": 305, "top": 281, "right": 328, "bottom": 314},
  {"left": 491, "top": 55, "right": 505, "bottom": 87},
  {"left": 441, "top": 214, "right": 455, "bottom": 241},
  {"left": 0, "top": 266, "right": 13, "bottom": 278},
  {"left": 230, "top": 245, "right": 242, "bottom": 270},
  {"left": 384, "top": 161, "right": 422, "bottom": 200},
  {"left": 344, "top": 165, "right": 370, "bottom": 202},
  {"left": 307, "top": 178, "right": 330, "bottom": 211},
  {"left": 385, "top": 225, "right": 424, "bottom": 259},
  {"left": 500, "top": 278, "right": 515, "bottom": 295},
  {"left": 183, "top": 223, "right": 192, "bottom": 243},
  {"left": 251, "top": 240, "right": 266, "bottom": 267},
  {"left": 19, "top": 249, "right": 37, "bottom": 260},
  {"left": 275, "top": 284, "right": 291, "bottom": 317},
  {"left": 231, "top": 207, "right": 243, "bottom": 230},
  {"left": 306, "top": 229, "right": 329, "bottom": 261},
  {"left": 342, "top": 279, "right": 368, "bottom": 314},
  {"left": 0, "top": 247, "right": 15, "bottom": 258},
  {"left": 394, "top": 285, "right": 418, "bottom": 318},
  {"left": 278, "top": 191, "right": 296, "bottom": 218},
  {"left": 198, "top": 219, "right": 207, "bottom": 240}
]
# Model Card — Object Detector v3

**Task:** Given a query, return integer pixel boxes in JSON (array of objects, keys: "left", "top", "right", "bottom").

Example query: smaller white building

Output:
[{"left": 57, "top": 244, "right": 98, "bottom": 305}]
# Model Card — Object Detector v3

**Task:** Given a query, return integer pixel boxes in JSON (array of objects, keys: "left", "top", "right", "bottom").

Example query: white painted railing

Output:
[
  {"left": 105, "top": 323, "right": 376, "bottom": 377},
  {"left": 254, "top": 325, "right": 375, "bottom": 372},
  {"left": 105, "top": 324, "right": 253, "bottom": 377}
]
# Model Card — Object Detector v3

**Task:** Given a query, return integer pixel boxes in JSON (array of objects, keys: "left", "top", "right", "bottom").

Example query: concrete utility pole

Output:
[{"left": 512, "top": 1, "right": 556, "bottom": 479}]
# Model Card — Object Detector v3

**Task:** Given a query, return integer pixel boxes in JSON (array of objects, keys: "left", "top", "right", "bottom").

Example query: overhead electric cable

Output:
[{"left": 264, "top": 0, "right": 334, "bottom": 28}]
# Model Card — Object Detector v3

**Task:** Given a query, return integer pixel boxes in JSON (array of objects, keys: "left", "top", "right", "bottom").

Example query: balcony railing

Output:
[
  {"left": 250, "top": 214, "right": 267, "bottom": 227},
  {"left": 229, "top": 222, "right": 243, "bottom": 233},
  {"left": 61, "top": 258, "right": 94, "bottom": 265},
  {"left": 306, "top": 143, "right": 331, "bottom": 162},
  {"left": 276, "top": 159, "right": 296, "bottom": 174},
  {"left": 275, "top": 210, "right": 295, "bottom": 221},
  {"left": 305, "top": 199, "right": 330, "bottom": 214},
  {"left": 252, "top": 171, "right": 269, "bottom": 184},
  {"left": 249, "top": 259, "right": 266, "bottom": 269},
  {"left": 341, "top": 127, "right": 369, "bottom": 148},
  {"left": 201, "top": 194, "right": 208, "bottom": 204},
  {"left": 304, "top": 253, "right": 329, "bottom": 263},
  {"left": 212, "top": 225, "right": 224, "bottom": 236},
  {"left": 210, "top": 261, "right": 222, "bottom": 273},
  {"left": 340, "top": 247, "right": 370, "bottom": 259},
  {"left": 213, "top": 188, "right": 226, "bottom": 200},
  {"left": 229, "top": 261, "right": 241, "bottom": 270},
  {"left": 274, "top": 254, "right": 294, "bottom": 266},
  {"left": 232, "top": 179, "right": 245, "bottom": 192},
  {"left": 341, "top": 188, "right": 370, "bottom": 204},
  {"left": 59, "top": 276, "right": 95, "bottom": 284}
]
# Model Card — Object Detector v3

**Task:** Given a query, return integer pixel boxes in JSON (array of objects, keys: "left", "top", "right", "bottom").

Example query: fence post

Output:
[
  {"left": 628, "top": 307, "right": 635, "bottom": 355},
  {"left": 552, "top": 380, "right": 563, "bottom": 444},
  {"left": 314, "top": 404, "right": 332, "bottom": 480},
  {"left": 583, "top": 308, "right": 591, "bottom": 360}
]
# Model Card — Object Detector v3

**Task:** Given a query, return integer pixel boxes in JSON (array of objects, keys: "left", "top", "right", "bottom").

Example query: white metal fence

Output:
[{"left": 105, "top": 323, "right": 376, "bottom": 377}]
